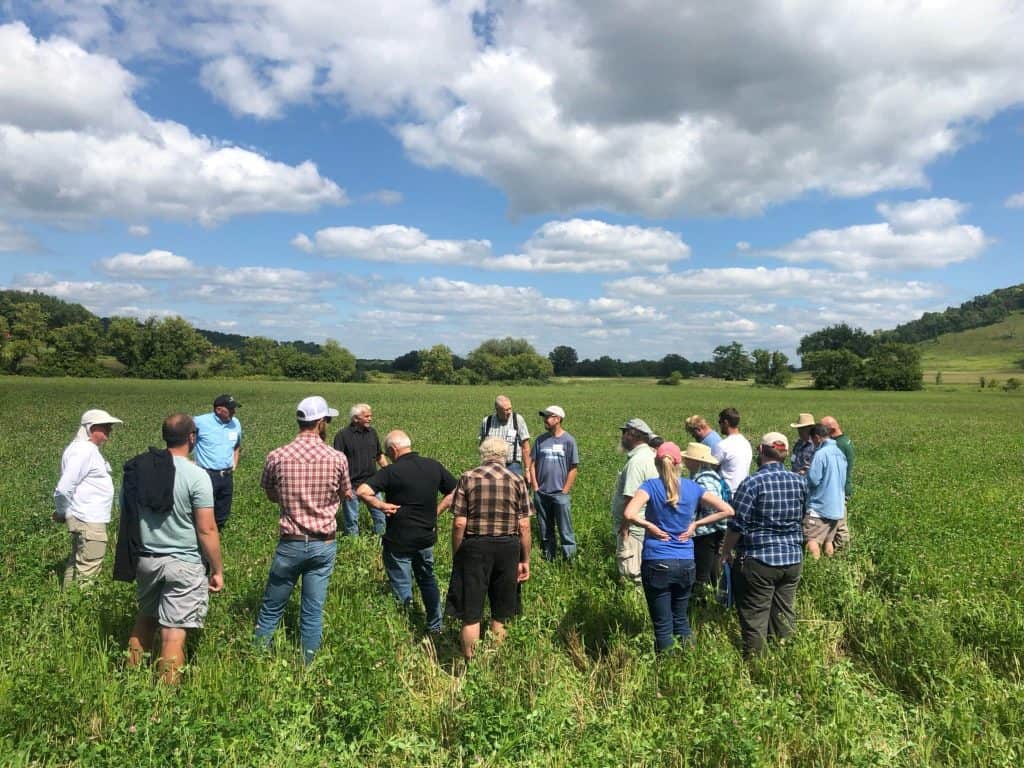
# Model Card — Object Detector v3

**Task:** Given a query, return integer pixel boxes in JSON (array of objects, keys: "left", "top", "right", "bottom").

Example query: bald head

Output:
[
  {"left": 384, "top": 429, "right": 412, "bottom": 458},
  {"left": 820, "top": 416, "right": 842, "bottom": 437}
]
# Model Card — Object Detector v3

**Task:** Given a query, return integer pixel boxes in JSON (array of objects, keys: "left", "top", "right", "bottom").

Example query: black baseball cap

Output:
[{"left": 213, "top": 394, "right": 240, "bottom": 410}]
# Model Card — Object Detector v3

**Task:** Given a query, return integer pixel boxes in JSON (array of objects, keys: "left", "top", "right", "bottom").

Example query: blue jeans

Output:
[
  {"left": 641, "top": 559, "right": 696, "bottom": 652},
  {"left": 342, "top": 495, "right": 385, "bottom": 536},
  {"left": 254, "top": 539, "right": 337, "bottom": 663},
  {"left": 382, "top": 542, "right": 442, "bottom": 632},
  {"left": 534, "top": 491, "right": 577, "bottom": 561}
]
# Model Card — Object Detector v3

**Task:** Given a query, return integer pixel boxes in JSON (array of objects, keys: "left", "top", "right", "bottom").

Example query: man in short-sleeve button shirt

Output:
[
  {"left": 479, "top": 395, "right": 532, "bottom": 478},
  {"left": 193, "top": 394, "right": 242, "bottom": 530},
  {"left": 333, "top": 403, "right": 388, "bottom": 536}
]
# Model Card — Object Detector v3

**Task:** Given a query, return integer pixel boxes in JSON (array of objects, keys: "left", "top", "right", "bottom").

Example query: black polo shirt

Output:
[
  {"left": 333, "top": 424, "right": 383, "bottom": 485},
  {"left": 365, "top": 452, "right": 458, "bottom": 553}
]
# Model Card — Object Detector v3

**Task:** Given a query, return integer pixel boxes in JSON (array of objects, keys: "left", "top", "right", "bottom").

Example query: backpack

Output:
[
  {"left": 485, "top": 412, "right": 522, "bottom": 463},
  {"left": 113, "top": 448, "right": 175, "bottom": 582}
]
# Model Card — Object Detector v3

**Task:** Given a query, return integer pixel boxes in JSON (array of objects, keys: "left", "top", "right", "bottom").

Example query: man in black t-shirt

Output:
[
  {"left": 356, "top": 430, "right": 457, "bottom": 633},
  {"left": 334, "top": 403, "right": 388, "bottom": 536}
]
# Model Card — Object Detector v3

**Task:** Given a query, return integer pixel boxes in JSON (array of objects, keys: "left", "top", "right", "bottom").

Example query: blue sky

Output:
[{"left": 1, "top": 1, "right": 1022, "bottom": 361}]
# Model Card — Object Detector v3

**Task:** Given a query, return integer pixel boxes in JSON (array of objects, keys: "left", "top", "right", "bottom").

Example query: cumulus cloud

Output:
[
  {"left": 98, "top": 249, "right": 193, "bottom": 278},
  {"left": 0, "top": 22, "right": 346, "bottom": 225},
  {"left": 128, "top": 224, "right": 150, "bottom": 237},
  {"left": 94, "top": 249, "right": 334, "bottom": 305},
  {"left": 761, "top": 198, "right": 987, "bottom": 271},
  {"left": 23, "top": 3, "right": 1024, "bottom": 217},
  {"left": 11, "top": 271, "right": 154, "bottom": 316},
  {"left": 1006, "top": 192, "right": 1024, "bottom": 208},
  {"left": 607, "top": 266, "right": 939, "bottom": 304},
  {"left": 295, "top": 218, "right": 689, "bottom": 273}
]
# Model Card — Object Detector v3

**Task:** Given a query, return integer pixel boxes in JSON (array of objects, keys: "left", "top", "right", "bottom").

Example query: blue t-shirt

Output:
[
  {"left": 193, "top": 411, "right": 242, "bottom": 470},
  {"left": 639, "top": 477, "right": 703, "bottom": 560},
  {"left": 531, "top": 431, "right": 579, "bottom": 494},
  {"left": 702, "top": 431, "right": 722, "bottom": 451}
]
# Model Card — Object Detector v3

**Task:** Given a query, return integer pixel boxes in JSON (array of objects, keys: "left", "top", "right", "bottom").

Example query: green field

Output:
[
  {"left": 919, "top": 310, "right": 1024, "bottom": 382},
  {"left": 1, "top": 376, "right": 1022, "bottom": 767}
]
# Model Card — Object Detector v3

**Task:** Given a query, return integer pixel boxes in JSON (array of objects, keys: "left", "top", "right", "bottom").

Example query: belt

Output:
[
  {"left": 205, "top": 468, "right": 233, "bottom": 477},
  {"left": 280, "top": 533, "right": 335, "bottom": 542}
]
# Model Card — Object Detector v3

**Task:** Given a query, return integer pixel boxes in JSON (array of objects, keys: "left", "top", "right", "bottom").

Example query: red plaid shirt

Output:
[{"left": 261, "top": 432, "right": 351, "bottom": 537}]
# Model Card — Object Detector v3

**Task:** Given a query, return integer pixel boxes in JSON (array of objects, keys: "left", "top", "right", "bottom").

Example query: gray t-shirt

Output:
[
  {"left": 531, "top": 431, "right": 579, "bottom": 494},
  {"left": 139, "top": 455, "right": 214, "bottom": 563}
]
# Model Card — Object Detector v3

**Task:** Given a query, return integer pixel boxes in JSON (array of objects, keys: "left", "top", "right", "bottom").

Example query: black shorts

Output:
[{"left": 445, "top": 536, "right": 521, "bottom": 623}]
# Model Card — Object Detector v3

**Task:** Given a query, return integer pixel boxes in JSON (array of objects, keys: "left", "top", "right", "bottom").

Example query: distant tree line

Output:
[
  {"left": 0, "top": 290, "right": 358, "bottom": 382},
  {"left": 798, "top": 323, "right": 922, "bottom": 390},
  {"left": 879, "top": 284, "right": 1024, "bottom": 344}
]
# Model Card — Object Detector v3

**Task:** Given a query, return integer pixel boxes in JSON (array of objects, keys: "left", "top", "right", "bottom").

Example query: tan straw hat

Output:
[
  {"left": 681, "top": 442, "right": 719, "bottom": 466},
  {"left": 790, "top": 412, "right": 815, "bottom": 429}
]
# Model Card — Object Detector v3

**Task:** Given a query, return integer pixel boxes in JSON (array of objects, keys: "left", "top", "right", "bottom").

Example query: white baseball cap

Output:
[{"left": 296, "top": 396, "right": 339, "bottom": 421}]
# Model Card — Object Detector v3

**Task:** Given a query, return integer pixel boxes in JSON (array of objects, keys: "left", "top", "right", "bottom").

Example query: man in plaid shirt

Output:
[
  {"left": 254, "top": 396, "right": 351, "bottom": 664},
  {"left": 721, "top": 431, "right": 807, "bottom": 656},
  {"left": 445, "top": 436, "right": 532, "bottom": 660}
]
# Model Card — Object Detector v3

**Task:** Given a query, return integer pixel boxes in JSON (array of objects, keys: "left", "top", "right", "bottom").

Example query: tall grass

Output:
[{"left": 0, "top": 377, "right": 1021, "bottom": 766}]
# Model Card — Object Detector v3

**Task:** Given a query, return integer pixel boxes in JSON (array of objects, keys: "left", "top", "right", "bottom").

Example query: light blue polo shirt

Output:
[
  {"left": 806, "top": 438, "right": 847, "bottom": 520},
  {"left": 193, "top": 411, "right": 242, "bottom": 470}
]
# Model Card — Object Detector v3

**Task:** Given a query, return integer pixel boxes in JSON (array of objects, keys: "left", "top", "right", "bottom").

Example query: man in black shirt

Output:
[
  {"left": 357, "top": 430, "right": 457, "bottom": 633},
  {"left": 333, "top": 403, "right": 388, "bottom": 536}
]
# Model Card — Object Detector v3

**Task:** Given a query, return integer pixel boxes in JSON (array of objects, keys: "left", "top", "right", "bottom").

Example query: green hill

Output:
[{"left": 919, "top": 310, "right": 1024, "bottom": 379}]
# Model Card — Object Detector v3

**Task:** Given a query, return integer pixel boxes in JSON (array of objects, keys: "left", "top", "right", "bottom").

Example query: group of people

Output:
[
  {"left": 610, "top": 408, "right": 852, "bottom": 655},
  {"left": 53, "top": 393, "right": 853, "bottom": 679}
]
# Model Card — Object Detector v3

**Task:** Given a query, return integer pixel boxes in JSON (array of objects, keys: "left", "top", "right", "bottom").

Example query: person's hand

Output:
[
  {"left": 517, "top": 562, "right": 530, "bottom": 582},
  {"left": 208, "top": 572, "right": 224, "bottom": 592},
  {"left": 345, "top": 490, "right": 354, "bottom": 500},
  {"left": 649, "top": 525, "right": 670, "bottom": 541},
  {"left": 380, "top": 502, "right": 400, "bottom": 516},
  {"left": 677, "top": 522, "right": 697, "bottom": 542}
]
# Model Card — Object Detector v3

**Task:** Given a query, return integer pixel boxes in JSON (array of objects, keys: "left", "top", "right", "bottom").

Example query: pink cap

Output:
[{"left": 655, "top": 441, "right": 683, "bottom": 465}]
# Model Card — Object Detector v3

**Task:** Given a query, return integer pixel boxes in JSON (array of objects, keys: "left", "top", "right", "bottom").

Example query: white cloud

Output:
[
  {"left": 128, "top": 224, "right": 150, "bottom": 237},
  {"left": 1006, "top": 192, "right": 1024, "bottom": 208},
  {"left": 607, "top": 266, "right": 939, "bottom": 304},
  {"left": 24, "top": 3, "right": 1024, "bottom": 217},
  {"left": 11, "top": 271, "right": 153, "bottom": 316},
  {"left": 97, "top": 249, "right": 193, "bottom": 278},
  {"left": 0, "top": 22, "right": 346, "bottom": 225},
  {"left": 295, "top": 224, "right": 491, "bottom": 265},
  {"left": 762, "top": 198, "right": 987, "bottom": 270},
  {"left": 94, "top": 249, "right": 333, "bottom": 306},
  {"left": 295, "top": 218, "right": 689, "bottom": 273}
]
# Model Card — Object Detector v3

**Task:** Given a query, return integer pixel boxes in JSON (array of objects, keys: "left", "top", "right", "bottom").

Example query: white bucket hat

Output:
[{"left": 76, "top": 409, "right": 123, "bottom": 440}]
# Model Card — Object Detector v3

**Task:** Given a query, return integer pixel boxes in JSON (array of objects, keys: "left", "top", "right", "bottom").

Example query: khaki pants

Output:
[
  {"left": 616, "top": 532, "right": 643, "bottom": 585},
  {"left": 64, "top": 516, "right": 108, "bottom": 587}
]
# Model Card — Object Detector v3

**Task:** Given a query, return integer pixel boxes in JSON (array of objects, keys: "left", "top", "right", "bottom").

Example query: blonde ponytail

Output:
[{"left": 657, "top": 455, "right": 680, "bottom": 506}]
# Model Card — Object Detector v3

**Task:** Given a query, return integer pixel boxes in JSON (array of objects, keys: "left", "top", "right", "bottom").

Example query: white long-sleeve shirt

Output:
[{"left": 54, "top": 440, "right": 114, "bottom": 524}]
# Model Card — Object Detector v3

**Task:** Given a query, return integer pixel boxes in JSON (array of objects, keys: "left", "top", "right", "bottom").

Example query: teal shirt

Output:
[{"left": 138, "top": 456, "right": 214, "bottom": 563}]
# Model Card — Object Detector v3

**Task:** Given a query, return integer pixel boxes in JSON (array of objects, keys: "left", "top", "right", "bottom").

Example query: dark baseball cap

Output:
[{"left": 213, "top": 394, "right": 240, "bottom": 410}]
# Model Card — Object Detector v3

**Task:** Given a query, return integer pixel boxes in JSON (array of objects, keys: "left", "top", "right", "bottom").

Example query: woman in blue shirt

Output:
[{"left": 624, "top": 441, "right": 734, "bottom": 651}]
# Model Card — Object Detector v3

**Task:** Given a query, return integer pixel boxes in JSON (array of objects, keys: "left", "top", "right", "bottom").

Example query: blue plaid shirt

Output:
[{"left": 728, "top": 462, "right": 806, "bottom": 566}]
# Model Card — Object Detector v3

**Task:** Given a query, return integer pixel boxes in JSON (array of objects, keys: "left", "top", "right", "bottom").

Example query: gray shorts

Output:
[{"left": 136, "top": 556, "right": 209, "bottom": 628}]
